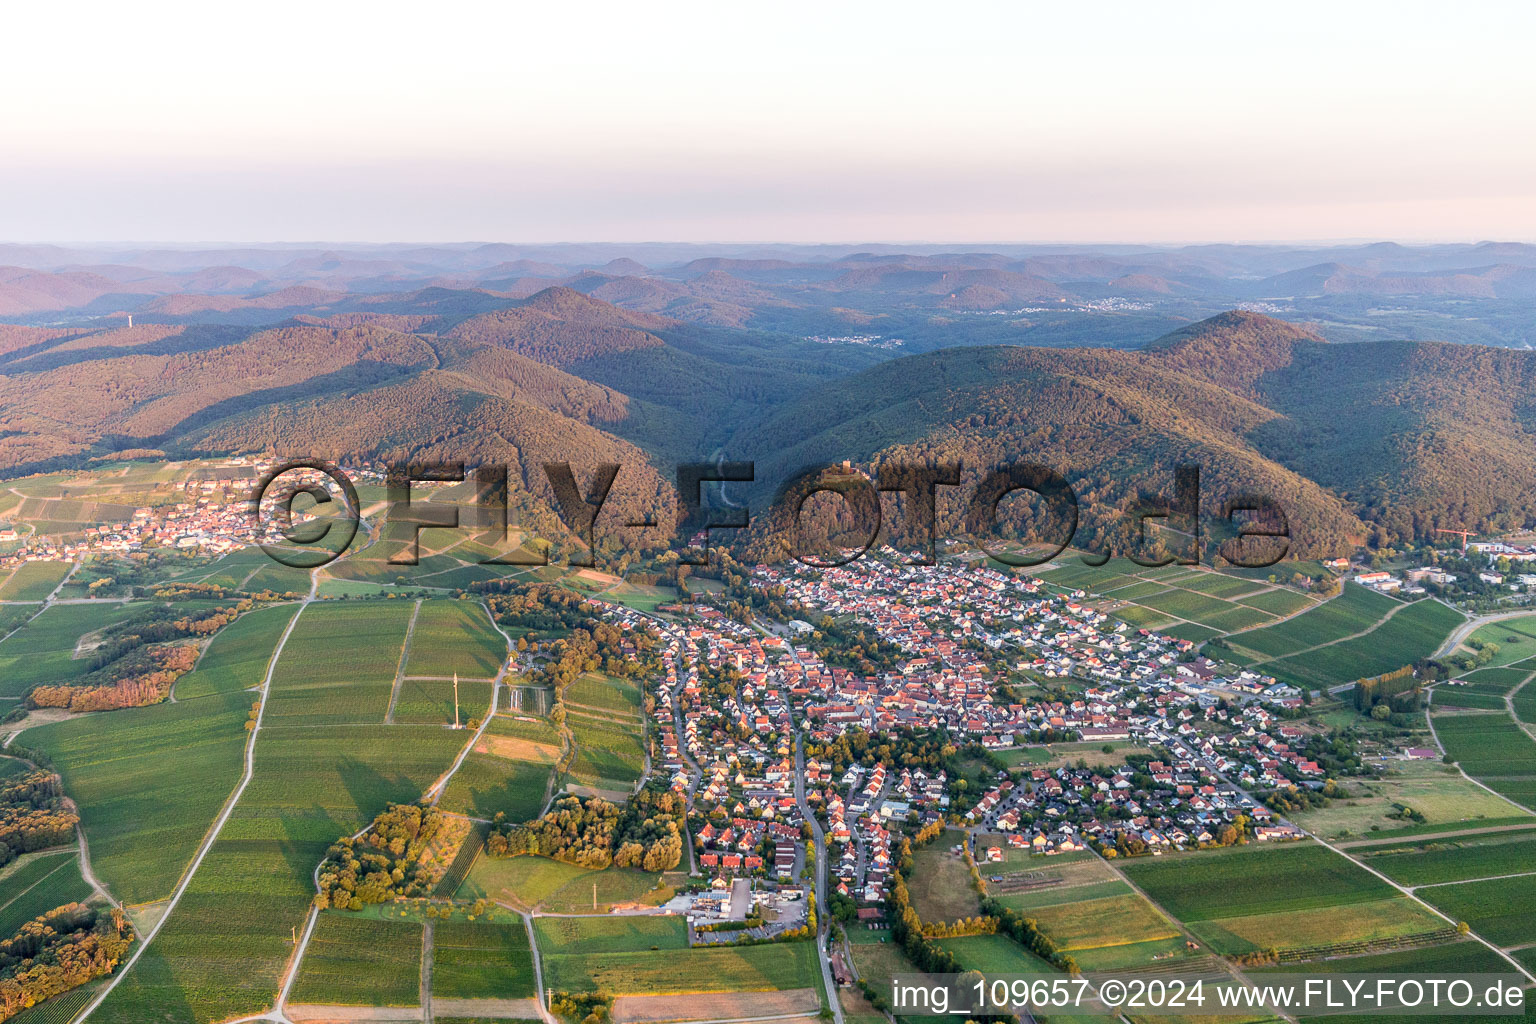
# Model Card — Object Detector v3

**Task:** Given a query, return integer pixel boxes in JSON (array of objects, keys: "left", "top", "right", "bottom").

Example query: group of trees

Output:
[
  {"left": 0, "top": 770, "right": 78, "bottom": 868},
  {"left": 1266, "top": 780, "right": 1348, "bottom": 814},
  {"left": 1354, "top": 665, "right": 1422, "bottom": 714},
  {"left": 313, "top": 803, "right": 446, "bottom": 910},
  {"left": 486, "top": 790, "right": 683, "bottom": 872},
  {"left": 28, "top": 643, "right": 198, "bottom": 713},
  {"left": 0, "top": 904, "right": 134, "bottom": 1020}
]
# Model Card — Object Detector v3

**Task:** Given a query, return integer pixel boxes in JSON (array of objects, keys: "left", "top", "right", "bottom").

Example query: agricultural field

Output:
[
  {"left": 908, "top": 833, "right": 981, "bottom": 923},
  {"left": 393, "top": 675, "right": 494, "bottom": 725},
  {"left": 1218, "top": 583, "right": 1399, "bottom": 661},
  {"left": 1028, "top": 892, "right": 1181, "bottom": 952},
  {"left": 437, "top": 723, "right": 557, "bottom": 821},
  {"left": 431, "top": 919, "right": 537, "bottom": 1001},
  {"left": 1433, "top": 668, "right": 1530, "bottom": 710},
  {"left": 0, "top": 852, "right": 93, "bottom": 935},
  {"left": 933, "top": 933, "right": 1054, "bottom": 973},
  {"left": 565, "top": 672, "right": 643, "bottom": 717},
  {"left": 1032, "top": 556, "right": 1317, "bottom": 637},
  {"left": 25, "top": 690, "right": 250, "bottom": 905},
  {"left": 173, "top": 602, "right": 300, "bottom": 699},
  {"left": 0, "top": 600, "right": 150, "bottom": 697},
  {"left": 403, "top": 599, "right": 507, "bottom": 679},
  {"left": 261, "top": 599, "right": 414, "bottom": 724},
  {"left": 0, "top": 559, "right": 71, "bottom": 601},
  {"left": 1433, "top": 711, "right": 1536, "bottom": 810},
  {"left": 534, "top": 914, "right": 689, "bottom": 952},
  {"left": 1290, "top": 758, "right": 1534, "bottom": 840},
  {"left": 1119, "top": 842, "right": 1445, "bottom": 956},
  {"left": 93, "top": 597, "right": 472, "bottom": 1021},
  {"left": 1357, "top": 828, "right": 1536, "bottom": 886},
  {"left": 566, "top": 710, "right": 645, "bottom": 792},
  {"left": 538, "top": 927, "right": 819, "bottom": 995},
  {"left": 458, "top": 855, "right": 664, "bottom": 913},
  {"left": 290, "top": 913, "right": 423, "bottom": 1007},
  {"left": 1260, "top": 598, "right": 1465, "bottom": 690},
  {"left": 1415, "top": 872, "right": 1536, "bottom": 946}
]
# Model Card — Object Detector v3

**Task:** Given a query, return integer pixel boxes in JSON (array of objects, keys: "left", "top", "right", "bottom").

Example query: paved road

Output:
[{"left": 795, "top": 732, "right": 844, "bottom": 1024}]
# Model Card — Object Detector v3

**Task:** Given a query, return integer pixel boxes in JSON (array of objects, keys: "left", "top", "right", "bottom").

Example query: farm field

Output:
[
  {"left": 458, "top": 855, "right": 663, "bottom": 913},
  {"left": 1357, "top": 829, "right": 1536, "bottom": 886},
  {"left": 1218, "top": 584, "right": 1398, "bottom": 661},
  {"left": 1414, "top": 872, "right": 1536, "bottom": 946},
  {"left": 565, "top": 672, "right": 642, "bottom": 716},
  {"left": 1433, "top": 711, "right": 1536, "bottom": 809},
  {"left": 25, "top": 690, "right": 250, "bottom": 905},
  {"left": 566, "top": 710, "right": 645, "bottom": 792},
  {"left": 0, "top": 600, "right": 150, "bottom": 697},
  {"left": 908, "top": 833, "right": 981, "bottom": 923},
  {"left": 93, "top": 597, "right": 472, "bottom": 1022},
  {"left": 1289, "top": 758, "right": 1534, "bottom": 839},
  {"left": 393, "top": 676, "right": 493, "bottom": 725},
  {"left": 1028, "top": 892, "right": 1180, "bottom": 951},
  {"left": 261, "top": 600, "right": 414, "bottom": 724},
  {"left": 437, "top": 746, "right": 554, "bottom": 821},
  {"left": 290, "top": 913, "right": 423, "bottom": 1007},
  {"left": 1031, "top": 557, "right": 1316, "bottom": 636},
  {"left": 0, "top": 853, "right": 93, "bottom": 935},
  {"left": 174, "top": 602, "right": 300, "bottom": 699},
  {"left": 0, "top": 559, "right": 71, "bottom": 601},
  {"left": 432, "top": 919, "right": 537, "bottom": 1000},
  {"left": 933, "top": 933, "right": 1054, "bottom": 973},
  {"left": 403, "top": 599, "right": 506, "bottom": 679},
  {"left": 539, "top": 933, "right": 819, "bottom": 996},
  {"left": 1187, "top": 896, "right": 1443, "bottom": 956},
  {"left": 534, "top": 914, "right": 689, "bottom": 952},
  {"left": 1121, "top": 842, "right": 1397, "bottom": 921},
  {"left": 1260, "top": 598, "right": 1465, "bottom": 689}
]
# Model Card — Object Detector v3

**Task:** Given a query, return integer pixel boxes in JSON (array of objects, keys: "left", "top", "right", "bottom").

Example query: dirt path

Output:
[
  {"left": 1243, "top": 596, "right": 1443, "bottom": 669},
  {"left": 420, "top": 919, "right": 434, "bottom": 1024},
  {"left": 1424, "top": 694, "right": 1536, "bottom": 816},
  {"left": 524, "top": 911, "right": 558, "bottom": 1024},
  {"left": 77, "top": 566, "right": 320, "bottom": 1023},
  {"left": 1508, "top": 671, "right": 1536, "bottom": 740},
  {"left": 385, "top": 599, "right": 424, "bottom": 724}
]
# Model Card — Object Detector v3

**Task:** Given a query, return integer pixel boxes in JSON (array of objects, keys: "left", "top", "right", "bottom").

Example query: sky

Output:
[{"left": 5, "top": 0, "right": 1535, "bottom": 244}]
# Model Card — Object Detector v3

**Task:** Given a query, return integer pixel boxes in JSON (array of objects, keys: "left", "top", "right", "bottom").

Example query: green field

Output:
[
  {"left": 26, "top": 690, "right": 250, "bottom": 905},
  {"left": 1222, "top": 584, "right": 1399, "bottom": 660},
  {"left": 0, "top": 559, "right": 71, "bottom": 601},
  {"left": 1434, "top": 712, "right": 1536, "bottom": 804},
  {"left": 534, "top": 914, "right": 689, "bottom": 952},
  {"left": 393, "top": 676, "right": 493, "bottom": 725},
  {"left": 432, "top": 919, "right": 537, "bottom": 1000},
  {"left": 1359, "top": 829, "right": 1536, "bottom": 886},
  {"left": 933, "top": 933, "right": 1054, "bottom": 973},
  {"left": 262, "top": 600, "right": 414, "bottom": 724},
  {"left": 1121, "top": 843, "right": 1397, "bottom": 920},
  {"left": 93, "top": 600, "right": 474, "bottom": 1021},
  {"left": 1028, "top": 892, "right": 1180, "bottom": 950},
  {"left": 565, "top": 672, "right": 642, "bottom": 716},
  {"left": 0, "top": 853, "right": 93, "bottom": 935},
  {"left": 1262, "top": 598, "right": 1465, "bottom": 689},
  {"left": 290, "top": 913, "right": 423, "bottom": 1007},
  {"left": 566, "top": 711, "right": 645, "bottom": 791},
  {"left": 0, "top": 601, "right": 150, "bottom": 697},
  {"left": 539, "top": 934, "right": 819, "bottom": 995},
  {"left": 458, "top": 855, "right": 662, "bottom": 913},
  {"left": 908, "top": 833, "right": 981, "bottom": 924},
  {"left": 1290, "top": 759, "right": 1533, "bottom": 839},
  {"left": 436, "top": 750, "right": 553, "bottom": 821},
  {"left": 403, "top": 599, "right": 506, "bottom": 679},
  {"left": 1416, "top": 872, "right": 1536, "bottom": 946},
  {"left": 174, "top": 602, "right": 300, "bottom": 699}
]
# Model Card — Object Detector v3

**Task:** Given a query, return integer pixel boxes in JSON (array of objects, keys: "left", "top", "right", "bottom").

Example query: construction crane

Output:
[{"left": 1435, "top": 528, "right": 1472, "bottom": 551}]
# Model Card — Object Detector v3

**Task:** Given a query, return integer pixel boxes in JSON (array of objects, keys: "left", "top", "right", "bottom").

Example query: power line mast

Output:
[{"left": 453, "top": 672, "right": 460, "bottom": 729}]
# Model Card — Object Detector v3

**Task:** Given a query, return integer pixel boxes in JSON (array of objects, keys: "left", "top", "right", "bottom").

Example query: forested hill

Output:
[{"left": 733, "top": 311, "right": 1536, "bottom": 554}]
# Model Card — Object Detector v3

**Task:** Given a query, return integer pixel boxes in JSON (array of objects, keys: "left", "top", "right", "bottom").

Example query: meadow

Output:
[
  {"left": 290, "top": 913, "right": 423, "bottom": 1007},
  {"left": 173, "top": 602, "right": 300, "bottom": 699},
  {"left": 534, "top": 914, "right": 689, "bottom": 952},
  {"left": 26, "top": 690, "right": 250, "bottom": 905},
  {"left": 908, "top": 833, "right": 981, "bottom": 923},
  {"left": 432, "top": 919, "right": 537, "bottom": 1000},
  {"left": 1289, "top": 758, "right": 1532, "bottom": 839},
  {"left": 934, "top": 933, "right": 1055, "bottom": 974}
]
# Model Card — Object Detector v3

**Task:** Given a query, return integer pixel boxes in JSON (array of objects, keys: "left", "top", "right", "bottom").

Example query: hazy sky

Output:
[{"left": 5, "top": 0, "right": 1535, "bottom": 243}]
